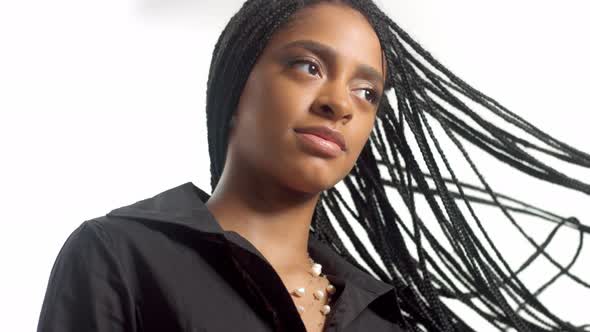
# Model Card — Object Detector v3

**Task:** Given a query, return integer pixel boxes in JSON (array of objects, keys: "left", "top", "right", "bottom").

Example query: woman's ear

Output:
[
  {"left": 227, "top": 114, "right": 238, "bottom": 142},
  {"left": 228, "top": 114, "right": 237, "bottom": 129}
]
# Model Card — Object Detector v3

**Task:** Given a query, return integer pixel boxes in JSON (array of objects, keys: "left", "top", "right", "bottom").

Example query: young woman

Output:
[{"left": 37, "top": 1, "right": 590, "bottom": 331}]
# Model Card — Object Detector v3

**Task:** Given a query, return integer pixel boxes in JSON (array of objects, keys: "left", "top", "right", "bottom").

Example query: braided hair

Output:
[{"left": 205, "top": 1, "right": 590, "bottom": 331}]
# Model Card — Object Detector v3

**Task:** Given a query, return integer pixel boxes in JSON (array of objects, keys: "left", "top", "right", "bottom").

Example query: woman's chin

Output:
[{"left": 280, "top": 172, "right": 341, "bottom": 196}]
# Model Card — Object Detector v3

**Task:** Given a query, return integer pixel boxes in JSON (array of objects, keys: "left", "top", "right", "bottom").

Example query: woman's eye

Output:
[
  {"left": 290, "top": 59, "right": 380, "bottom": 105},
  {"left": 291, "top": 60, "right": 321, "bottom": 77},
  {"left": 354, "top": 88, "right": 379, "bottom": 105}
]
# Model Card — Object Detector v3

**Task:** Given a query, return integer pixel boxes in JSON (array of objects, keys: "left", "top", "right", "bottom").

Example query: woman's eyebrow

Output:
[{"left": 281, "top": 39, "right": 384, "bottom": 87}]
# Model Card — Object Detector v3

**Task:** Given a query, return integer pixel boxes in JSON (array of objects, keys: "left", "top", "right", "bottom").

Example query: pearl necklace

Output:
[{"left": 289, "top": 254, "right": 337, "bottom": 318}]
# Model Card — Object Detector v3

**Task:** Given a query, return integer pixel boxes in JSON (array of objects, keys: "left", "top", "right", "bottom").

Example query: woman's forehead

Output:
[{"left": 266, "top": 3, "right": 385, "bottom": 79}]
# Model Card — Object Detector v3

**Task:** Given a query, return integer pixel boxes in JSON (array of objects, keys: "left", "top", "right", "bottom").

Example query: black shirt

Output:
[{"left": 37, "top": 181, "right": 407, "bottom": 331}]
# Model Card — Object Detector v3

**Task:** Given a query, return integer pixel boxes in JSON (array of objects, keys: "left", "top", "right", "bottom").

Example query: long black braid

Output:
[{"left": 205, "top": 1, "right": 590, "bottom": 331}]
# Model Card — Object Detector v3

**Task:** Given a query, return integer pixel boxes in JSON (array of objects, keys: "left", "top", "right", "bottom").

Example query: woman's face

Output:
[{"left": 226, "top": 2, "right": 386, "bottom": 194}]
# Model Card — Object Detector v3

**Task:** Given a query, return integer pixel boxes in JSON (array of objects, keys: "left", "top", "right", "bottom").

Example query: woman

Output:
[{"left": 37, "top": 0, "right": 590, "bottom": 331}]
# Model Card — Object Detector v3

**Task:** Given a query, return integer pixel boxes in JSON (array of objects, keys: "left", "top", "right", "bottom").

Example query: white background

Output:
[{"left": 1, "top": 1, "right": 589, "bottom": 331}]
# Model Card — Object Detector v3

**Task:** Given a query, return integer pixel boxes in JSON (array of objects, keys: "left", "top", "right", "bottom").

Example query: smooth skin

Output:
[{"left": 205, "top": 3, "right": 387, "bottom": 331}]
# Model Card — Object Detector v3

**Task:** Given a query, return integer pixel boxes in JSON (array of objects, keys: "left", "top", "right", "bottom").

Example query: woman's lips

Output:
[
  {"left": 294, "top": 131, "right": 344, "bottom": 158},
  {"left": 293, "top": 126, "right": 346, "bottom": 151}
]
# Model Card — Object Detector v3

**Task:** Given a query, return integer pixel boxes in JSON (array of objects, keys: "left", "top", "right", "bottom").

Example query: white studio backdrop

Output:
[{"left": 0, "top": 1, "right": 589, "bottom": 331}]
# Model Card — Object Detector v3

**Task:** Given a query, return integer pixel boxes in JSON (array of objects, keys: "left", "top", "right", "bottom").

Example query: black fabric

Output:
[{"left": 37, "top": 181, "right": 407, "bottom": 331}]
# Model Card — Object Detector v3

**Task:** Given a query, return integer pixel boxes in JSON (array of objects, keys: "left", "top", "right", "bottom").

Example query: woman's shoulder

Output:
[
  {"left": 47, "top": 181, "right": 213, "bottom": 283},
  {"left": 74, "top": 181, "right": 214, "bottom": 251},
  {"left": 38, "top": 182, "right": 206, "bottom": 331}
]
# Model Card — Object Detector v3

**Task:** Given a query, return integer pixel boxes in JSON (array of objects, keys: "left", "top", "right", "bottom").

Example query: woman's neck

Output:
[{"left": 205, "top": 167, "right": 322, "bottom": 272}]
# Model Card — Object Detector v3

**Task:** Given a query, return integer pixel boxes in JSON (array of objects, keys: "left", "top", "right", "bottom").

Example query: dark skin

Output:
[{"left": 205, "top": 3, "right": 387, "bottom": 331}]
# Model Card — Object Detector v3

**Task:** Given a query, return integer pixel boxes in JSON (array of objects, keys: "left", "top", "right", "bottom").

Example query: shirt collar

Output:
[{"left": 106, "top": 181, "right": 404, "bottom": 327}]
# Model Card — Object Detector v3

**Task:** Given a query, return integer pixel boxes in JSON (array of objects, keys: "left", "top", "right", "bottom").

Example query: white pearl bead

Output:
[
  {"left": 313, "top": 289, "right": 325, "bottom": 300},
  {"left": 320, "top": 304, "right": 331, "bottom": 315},
  {"left": 326, "top": 284, "right": 336, "bottom": 295},
  {"left": 296, "top": 305, "right": 305, "bottom": 314},
  {"left": 292, "top": 287, "right": 305, "bottom": 297},
  {"left": 310, "top": 263, "right": 322, "bottom": 277}
]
